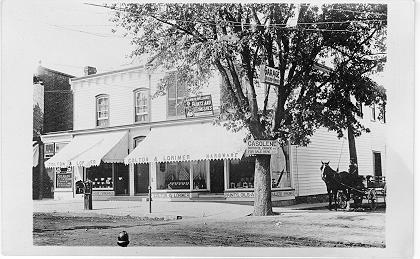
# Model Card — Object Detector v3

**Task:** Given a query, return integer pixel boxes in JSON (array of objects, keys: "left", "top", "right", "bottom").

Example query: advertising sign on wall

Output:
[
  {"left": 247, "top": 140, "right": 279, "bottom": 155},
  {"left": 259, "top": 65, "right": 281, "bottom": 86},
  {"left": 56, "top": 167, "right": 73, "bottom": 189},
  {"left": 56, "top": 173, "right": 72, "bottom": 188},
  {"left": 184, "top": 95, "right": 214, "bottom": 117}
]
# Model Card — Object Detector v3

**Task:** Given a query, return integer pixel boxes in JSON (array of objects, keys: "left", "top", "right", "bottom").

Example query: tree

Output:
[
  {"left": 317, "top": 4, "right": 387, "bottom": 174},
  {"left": 108, "top": 3, "right": 387, "bottom": 215}
]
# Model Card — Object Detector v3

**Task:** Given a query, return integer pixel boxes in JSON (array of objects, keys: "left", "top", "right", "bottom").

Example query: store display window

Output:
[
  {"left": 228, "top": 144, "right": 292, "bottom": 190},
  {"left": 228, "top": 157, "right": 255, "bottom": 189},
  {"left": 86, "top": 163, "right": 113, "bottom": 189},
  {"left": 192, "top": 161, "right": 207, "bottom": 190},
  {"left": 156, "top": 161, "right": 190, "bottom": 190}
]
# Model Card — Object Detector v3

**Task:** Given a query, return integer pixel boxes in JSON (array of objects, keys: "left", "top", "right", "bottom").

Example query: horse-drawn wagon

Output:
[{"left": 321, "top": 161, "right": 386, "bottom": 211}]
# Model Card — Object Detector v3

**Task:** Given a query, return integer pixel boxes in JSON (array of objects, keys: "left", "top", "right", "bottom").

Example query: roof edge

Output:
[{"left": 71, "top": 64, "right": 145, "bottom": 82}]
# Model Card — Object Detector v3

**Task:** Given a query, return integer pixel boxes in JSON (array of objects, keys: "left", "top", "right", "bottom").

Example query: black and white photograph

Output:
[{"left": 0, "top": 0, "right": 416, "bottom": 257}]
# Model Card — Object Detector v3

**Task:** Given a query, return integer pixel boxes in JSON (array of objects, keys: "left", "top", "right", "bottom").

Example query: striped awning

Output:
[
  {"left": 45, "top": 131, "right": 128, "bottom": 168},
  {"left": 125, "top": 123, "right": 247, "bottom": 164},
  {"left": 33, "top": 141, "right": 39, "bottom": 167}
]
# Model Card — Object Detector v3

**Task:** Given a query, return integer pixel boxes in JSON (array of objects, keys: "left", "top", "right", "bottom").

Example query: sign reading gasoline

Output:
[
  {"left": 260, "top": 65, "right": 281, "bottom": 86},
  {"left": 184, "top": 95, "right": 213, "bottom": 118},
  {"left": 247, "top": 140, "right": 279, "bottom": 155}
]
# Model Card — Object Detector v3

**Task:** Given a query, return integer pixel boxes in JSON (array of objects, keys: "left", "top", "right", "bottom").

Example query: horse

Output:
[{"left": 320, "top": 161, "right": 363, "bottom": 210}]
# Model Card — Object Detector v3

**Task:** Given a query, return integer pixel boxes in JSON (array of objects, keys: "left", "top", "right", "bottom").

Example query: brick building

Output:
[{"left": 33, "top": 66, "right": 74, "bottom": 199}]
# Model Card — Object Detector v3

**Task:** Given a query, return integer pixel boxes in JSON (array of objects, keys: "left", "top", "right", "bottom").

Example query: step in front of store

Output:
[{"left": 98, "top": 193, "right": 228, "bottom": 202}]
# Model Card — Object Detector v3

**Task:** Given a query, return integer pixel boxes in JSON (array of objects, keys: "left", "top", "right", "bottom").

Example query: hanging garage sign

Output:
[
  {"left": 247, "top": 140, "right": 279, "bottom": 155},
  {"left": 184, "top": 95, "right": 214, "bottom": 118},
  {"left": 259, "top": 65, "right": 281, "bottom": 86}
]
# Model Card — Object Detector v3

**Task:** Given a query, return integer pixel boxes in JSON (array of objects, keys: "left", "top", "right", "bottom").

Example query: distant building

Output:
[
  {"left": 33, "top": 65, "right": 74, "bottom": 199},
  {"left": 36, "top": 66, "right": 74, "bottom": 133}
]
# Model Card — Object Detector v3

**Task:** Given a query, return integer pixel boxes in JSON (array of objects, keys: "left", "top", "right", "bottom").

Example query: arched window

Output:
[
  {"left": 96, "top": 94, "right": 109, "bottom": 127},
  {"left": 134, "top": 89, "right": 149, "bottom": 123}
]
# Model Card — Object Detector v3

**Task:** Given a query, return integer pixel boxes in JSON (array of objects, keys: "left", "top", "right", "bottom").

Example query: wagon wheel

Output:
[
  {"left": 336, "top": 190, "right": 348, "bottom": 210},
  {"left": 367, "top": 189, "right": 377, "bottom": 210}
]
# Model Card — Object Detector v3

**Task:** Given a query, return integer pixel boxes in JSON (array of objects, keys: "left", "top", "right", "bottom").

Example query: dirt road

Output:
[{"left": 33, "top": 208, "right": 385, "bottom": 247}]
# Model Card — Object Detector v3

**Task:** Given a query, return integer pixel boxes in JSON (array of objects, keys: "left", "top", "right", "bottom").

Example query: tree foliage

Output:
[
  {"left": 110, "top": 3, "right": 386, "bottom": 145},
  {"left": 109, "top": 3, "right": 387, "bottom": 215}
]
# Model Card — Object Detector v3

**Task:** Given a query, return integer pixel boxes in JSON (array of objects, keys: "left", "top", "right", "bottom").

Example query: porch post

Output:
[
  {"left": 206, "top": 161, "right": 210, "bottom": 190},
  {"left": 224, "top": 160, "right": 229, "bottom": 191},
  {"left": 129, "top": 164, "right": 135, "bottom": 196},
  {"left": 189, "top": 161, "right": 194, "bottom": 191}
]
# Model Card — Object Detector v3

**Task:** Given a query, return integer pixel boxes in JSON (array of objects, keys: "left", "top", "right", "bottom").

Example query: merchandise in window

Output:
[
  {"left": 228, "top": 157, "right": 255, "bottom": 189},
  {"left": 192, "top": 161, "right": 207, "bottom": 190},
  {"left": 156, "top": 162, "right": 190, "bottom": 190},
  {"left": 86, "top": 163, "right": 113, "bottom": 189}
]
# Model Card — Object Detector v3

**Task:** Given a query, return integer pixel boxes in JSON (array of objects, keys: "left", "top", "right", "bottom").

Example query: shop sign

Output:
[
  {"left": 56, "top": 172, "right": 72, "bottom": 189},
  {"left": 259, "top": 65, "right": 281, "bottom": 86},
  {"left": 184, "top": 95, "right": 213, "bottom": 118},
  {"left": 44, "top": 143, "right": 55, "bottom": 158},
  {"left": 205, "top": 152, "right": 240, "bottom": 160},
  {"left": 247, "top": 140, "right": 279, "bottom": 155}
]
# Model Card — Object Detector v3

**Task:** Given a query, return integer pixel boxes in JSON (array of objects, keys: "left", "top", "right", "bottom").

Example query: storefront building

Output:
[{"left": 41, "top": 64, "right": 385, "bottom": 203}]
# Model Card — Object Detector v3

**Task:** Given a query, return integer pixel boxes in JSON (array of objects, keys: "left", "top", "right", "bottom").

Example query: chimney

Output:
[{"left": 84, "top": 66, "right": 97, "bottom": 76}]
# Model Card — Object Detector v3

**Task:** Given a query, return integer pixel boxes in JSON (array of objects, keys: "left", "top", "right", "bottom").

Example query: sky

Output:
[{"left": 3, "top": 0, "right": 138, "bottom": 77}]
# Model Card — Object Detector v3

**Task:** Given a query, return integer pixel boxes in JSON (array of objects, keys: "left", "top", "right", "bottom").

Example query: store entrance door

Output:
[
  {"left": 115, "top": 164, "right": 129, "bottom": 195},
  {"left": 134, "top": 164, "right": 150, "bottom": 194},
  {"left": 210, "top": 160, "right": 224, "bottom": 193}
]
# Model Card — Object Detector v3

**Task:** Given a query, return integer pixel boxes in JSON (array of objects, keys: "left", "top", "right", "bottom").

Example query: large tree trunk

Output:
[
  {"left": 347, "top": 122, "right": 358, "bottom": 175},
  {"left": 253, "top": 155, "right": 273, "bottom": 216}
]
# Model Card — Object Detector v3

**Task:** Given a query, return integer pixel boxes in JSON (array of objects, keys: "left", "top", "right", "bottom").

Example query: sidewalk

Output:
[{"left": 33, "top": 199, "right": 329, "bottom": 220}]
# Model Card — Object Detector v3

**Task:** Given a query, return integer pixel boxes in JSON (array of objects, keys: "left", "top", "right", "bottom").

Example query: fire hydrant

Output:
[{"left": 117, "top": 231, "right": 130, "bottom": 247}]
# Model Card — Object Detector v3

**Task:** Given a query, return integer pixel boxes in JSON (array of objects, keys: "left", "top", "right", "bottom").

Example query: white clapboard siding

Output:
[
  {"left": 355, "top": 105, "right": 387, "bottom": 177},
  {"left": 292, "top": 112, "right": 386, "bottom": 197},
  {"left": 73, "top": 69, "right": 149, "bottom": 130},
  {"left": 291, "top": 127, "right": 350, "bottom": 196},
  {"left": 73, "top": 68, "right": 223, "bottom": 130}
]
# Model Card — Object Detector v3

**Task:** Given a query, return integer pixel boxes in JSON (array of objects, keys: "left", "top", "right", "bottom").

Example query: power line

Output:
[
  {"left": 85, "top": 3, "right": 386, "bottom": 32},
  {"left": 15, "top": 18, "right": 125, "bottom": 38}
]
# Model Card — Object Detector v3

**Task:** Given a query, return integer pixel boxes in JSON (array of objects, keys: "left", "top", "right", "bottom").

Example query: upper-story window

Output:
[
  {"left": 379, "top": 104, "right": 386, "bottom": 123},
  {"left": 356, "top": 102, "right": 363, "bottom": 118},
  {"left": 167, "top": 73, "right": 186, "bottom": 118},
  {"left": 370, "top": 104, "right": 376, "bottom": 121},
  {"left": 134, "top": 89, "right": 149, "bottom": 123},
  {"left": 96, "top": 94, "right": 109, "bottom": 127}
]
